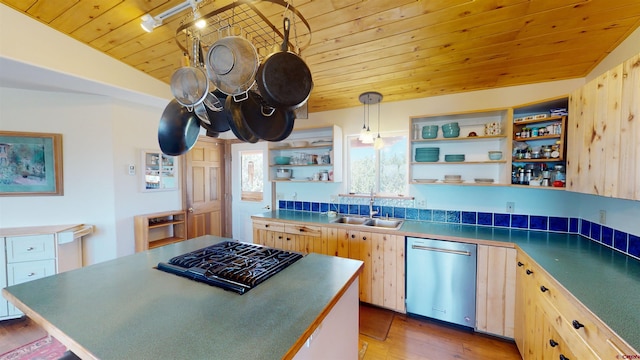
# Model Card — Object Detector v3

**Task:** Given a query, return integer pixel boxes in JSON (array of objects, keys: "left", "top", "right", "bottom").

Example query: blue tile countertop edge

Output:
[{"left": 253, "top": 210, "right": 640, "bottom": 352}]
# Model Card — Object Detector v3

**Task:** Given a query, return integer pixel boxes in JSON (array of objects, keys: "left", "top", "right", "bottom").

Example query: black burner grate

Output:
[{"left": 157, "top": 241, "right": 303, "bottom": 294}]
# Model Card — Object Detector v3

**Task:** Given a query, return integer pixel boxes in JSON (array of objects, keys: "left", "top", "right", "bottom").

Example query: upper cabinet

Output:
[
  {"left": 268, "top": 125, "right": 343, "bottom": 183},
  {"left": 409, "top": 109, "right": 512, "bottom": 185},
  {"left": 511, "top": 97, "right": 569, "bottom": 188},
  {"left": 567, "top": 52, "right": 640, "bottom": 200}
]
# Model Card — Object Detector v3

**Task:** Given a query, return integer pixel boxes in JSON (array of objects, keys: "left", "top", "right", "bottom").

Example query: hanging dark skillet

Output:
[
  {"left": 255, "top": 17, "right": 313, "bottom": 110},
  {"left": 226, "top": 95, "right": 259, "bottom": 143},
  {"left": 202, "top": 90, "right": 232, "bottom": 133},
  {"left": 242, "top": 91, "right": 296, "bottom": 141},
  {"left": 158, "top": 99, "right": 201, "bottom": 156}
]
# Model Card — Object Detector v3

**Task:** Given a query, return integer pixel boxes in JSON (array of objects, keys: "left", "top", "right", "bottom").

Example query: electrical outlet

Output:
[
  {"left": 276, "top": 192, "right": 284, "bottom": 200},
  {"left": 599, "top": 210, "right": 606, "bottom": 224},
  {"left": 417, "top": 200, "right": 426, "bottom": 208},
  {"left": 330, "top": 195, "right": 338, "bottom": 203},
  {"left": 506, "top": 202, "right": 515, "bottom": 213},
  {"left": 292, "top": 192, "right": 297, "bottom": 201}
]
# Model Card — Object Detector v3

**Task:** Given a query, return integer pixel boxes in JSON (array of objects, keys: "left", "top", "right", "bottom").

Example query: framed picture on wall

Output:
[
  {"left": 0, "top": 131, "right": 63, "bottom": 196},
  {"left": 140, "top": 149, "right": 179, "bottom": 192}
]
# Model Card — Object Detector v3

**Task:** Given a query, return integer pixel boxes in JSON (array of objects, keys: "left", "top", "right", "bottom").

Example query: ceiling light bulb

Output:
[
  {"left": 374, "top": 135, "right": 384, "bottom": 149},
  {"left": 362, "top": 129, "right": 374, "bottom": 144},
  {"left": 195, "top": 18, "right": 206, "bottom": 29}
]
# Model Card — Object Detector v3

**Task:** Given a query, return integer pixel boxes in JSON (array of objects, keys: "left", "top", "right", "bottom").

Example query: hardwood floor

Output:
[
  {"left": 1, "top": 312, "right": 521, "bottom": 360},
  {"left": 360, "top": 313, "right": 521, "bottom": 360}
]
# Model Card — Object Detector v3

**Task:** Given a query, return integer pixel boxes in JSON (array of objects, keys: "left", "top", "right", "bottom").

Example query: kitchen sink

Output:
[
  {"left": 331, "top": 216, "right": 369, "bottom": 225},
  {"left": 364, "top": 218, "right": 404, "bottom": 229},
  {"left": 331, "top": 216, "right": 403, "bottom": 230}
]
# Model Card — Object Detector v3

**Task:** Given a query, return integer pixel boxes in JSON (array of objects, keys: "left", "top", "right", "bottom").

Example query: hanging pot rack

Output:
[{"left": 175, "top": 0, "right": 311, "bottom": 59}]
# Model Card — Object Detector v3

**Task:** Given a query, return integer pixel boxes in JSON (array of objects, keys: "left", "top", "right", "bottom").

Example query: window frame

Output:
[{"left": 346, "top": 130, "right": 409, "bottom": 196}]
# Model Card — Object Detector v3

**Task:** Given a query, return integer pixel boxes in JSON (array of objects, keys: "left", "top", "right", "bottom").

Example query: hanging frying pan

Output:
[
  {"left": 226, "top": 95, "right": 259, "bottom": 143},
  {"left": 255, "top": 18, "right": 313, "bottom": 110},
  {"left": 202, "top": 90, "right": 232, "bottom": 133},
  {"left": 241, "top": 91, "right": 296, "bottom": 141},
  {"left": 158, "top": 99, "right": 201, "bottom": 156}
]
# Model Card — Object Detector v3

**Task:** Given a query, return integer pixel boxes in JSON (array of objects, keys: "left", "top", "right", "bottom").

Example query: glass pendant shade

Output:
[{"left": 374, "top": 135, "right": 384, "bottom": 149}]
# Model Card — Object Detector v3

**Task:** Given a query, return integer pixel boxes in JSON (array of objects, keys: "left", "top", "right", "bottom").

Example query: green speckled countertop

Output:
[
  {"left": 254, "top": 210, "right": 640, "bottom": 351},
  {"left": 2, "top": 236, "right": 363, "bottom": 360}
]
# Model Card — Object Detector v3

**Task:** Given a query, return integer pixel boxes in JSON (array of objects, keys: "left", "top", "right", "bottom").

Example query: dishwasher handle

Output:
[{"left": 411, "top": 244, "right": 472, "bottom": 256}]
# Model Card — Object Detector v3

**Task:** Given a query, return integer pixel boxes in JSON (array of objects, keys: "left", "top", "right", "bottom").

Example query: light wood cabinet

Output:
[
  {"left": 134, "top": 210, "right": 186, "bottom": 252},
  {"left": 475, "top": 245, "right": 516, "bottom": 338},
  {"left": 567, "top": 52, "right": 640, "bottom": 200},
  {"left": 252, "top": 218, "right": 406, "bottom": 313},
  {"left": 515, "top": 250, "right": 636, "bottom": 359}
]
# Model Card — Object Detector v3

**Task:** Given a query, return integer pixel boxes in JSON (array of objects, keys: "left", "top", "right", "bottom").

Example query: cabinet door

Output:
[
  {"left": 568, "top": 53, "right": 640, "bottom": 200},
  {"left": 7, "top": 259, "right": 56, "bottom": 316},
  {"left": 343, "top": 230, "right": 372, "bottom": 303},
  {"left": 476, "top": 245, "right": 516, "bottom": 338},
  {"left": 370, "top": 233, "right": 405, "bottom": 312},
  {"left": 324, "top": 227, "right": 339, "bottom": 256}
]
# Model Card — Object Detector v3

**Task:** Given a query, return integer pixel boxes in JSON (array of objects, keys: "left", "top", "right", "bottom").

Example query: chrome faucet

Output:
[{"left": 369, "top": 191, "right": 378, "bottom": 218}]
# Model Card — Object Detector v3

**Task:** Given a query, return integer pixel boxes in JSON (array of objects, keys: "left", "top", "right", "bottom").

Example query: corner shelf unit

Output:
[
  {"left": 409, "top": 108, "right": 513, "bottom": 185},
  {"left": 268, "top": 125, "right": 343, "bottom": 183},
  {"left": 134, "top": 210, "right": 186, "bottom": 252}
]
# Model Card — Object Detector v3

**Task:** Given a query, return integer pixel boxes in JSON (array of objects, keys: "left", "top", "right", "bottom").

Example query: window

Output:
[
  {"left": 348, "top": 133, "right": 408, "bottom": 195},
  {"left": 240, "top": 150, "right": 263, "bottom": 201}
]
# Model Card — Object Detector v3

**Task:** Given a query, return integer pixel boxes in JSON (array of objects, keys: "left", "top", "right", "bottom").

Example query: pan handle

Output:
[
  {"left": 233, "top": 90, "right": 249, "bottom": 102},
  {"left": 261, "top": 105, "right": 276, "bottom": 117},
  {"left": 281, "top": 17, "right": 290, "bottom": 52}
]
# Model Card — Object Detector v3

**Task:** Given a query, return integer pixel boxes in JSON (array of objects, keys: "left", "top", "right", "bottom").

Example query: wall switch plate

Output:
[
  {"left": 506, "top": 202, "right": 515, "bottom": 213},
  {"left": 599, "top": 210, "right": 606, "bottom": 224},
  {"left": 128, "top": 164, "right": 135, "bottom": 175},
  {"left": 276, "top": 192, "right": 284, "bottom": 200}
]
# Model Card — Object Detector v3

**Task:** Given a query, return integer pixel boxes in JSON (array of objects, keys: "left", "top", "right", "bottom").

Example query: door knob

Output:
[{"left": 188, "top": 208, "right": 194, "bottom": 213}]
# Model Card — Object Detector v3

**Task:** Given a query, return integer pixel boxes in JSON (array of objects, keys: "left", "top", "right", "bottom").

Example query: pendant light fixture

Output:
[
  {"left": 359, "top": 91, "right": 382, "bottom": 146},
  {"left": 373, "top": 98, "right": 384, "bottom": 150}
]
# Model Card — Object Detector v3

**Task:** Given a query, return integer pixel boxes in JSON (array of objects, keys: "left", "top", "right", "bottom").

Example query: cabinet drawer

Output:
[
  {"left": 7, "top": 259, "right": 56, "bottom": 285},
  {"left": 6, "top": 234, "right": 55, "bottom": 263},
  {"left": 253, "top": 220, "right": 285, "bottom": 233},
  {"left": 532, "top": 262, "right": 634, "bottom": 358},
  {"left": 284, "top": 224, "right": 322, "bottom": 237}
]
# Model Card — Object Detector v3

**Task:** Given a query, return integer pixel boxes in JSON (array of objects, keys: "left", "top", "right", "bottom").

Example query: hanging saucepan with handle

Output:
[
  {"left": 240, "top": 91, "right": 296, "bottom": 142},
  {"left": 206, "top": 26, "right": 259, "bottom": 102},
  {"left": 158, "top": 99, "right": 201, "bottom": 156},
  {"left": 255, "top": 17, "right": 313, "bottom": 110}
]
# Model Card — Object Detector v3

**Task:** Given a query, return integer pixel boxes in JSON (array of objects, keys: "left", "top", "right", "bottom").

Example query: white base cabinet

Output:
[{"left": 0, "top": 225, "right": 91, "bottom": 320}]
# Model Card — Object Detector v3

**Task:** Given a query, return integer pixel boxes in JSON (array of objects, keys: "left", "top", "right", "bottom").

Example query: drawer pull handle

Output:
[
  {"left": 265, "top": 224, "right": 269, "bottom": 228},
  {"left": 28, "top": 272, "right": 36, "bottom": 277},
  {"left": 559, "top": 355, "right": 569, "bottom": 360},
  {"left": 526, "top": 269, "right": 533, "bottom": 275},
  {"left": 351, "top": 234, "right": 355, "bottom": 238},
  {"left": 362, "top": 236, "right": 367, "bottom": 240},
  {"left": 26, "top": 247, "right": 35, "bottom": 251},
  {"left": 517, "top": 261, "right": 524, "bottom": 267},
  {"left": 540, "top": 285, "right": 549, "bottom": 293},
  {"left": 572, "top": 320, "right": 584, "bottom": 329},
  {"left": 549, "top": 339, "right": 558, "bottom": 347}
]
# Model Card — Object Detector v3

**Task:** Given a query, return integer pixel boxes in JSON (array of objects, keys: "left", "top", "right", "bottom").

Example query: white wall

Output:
[{"left": 0, "top": 88, "right": 180, "bottom": 264}]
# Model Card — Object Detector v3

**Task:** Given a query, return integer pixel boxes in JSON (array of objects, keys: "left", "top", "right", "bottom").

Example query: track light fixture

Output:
[{"left": 141, "top": 0, "right": 204, "bottom": 33}]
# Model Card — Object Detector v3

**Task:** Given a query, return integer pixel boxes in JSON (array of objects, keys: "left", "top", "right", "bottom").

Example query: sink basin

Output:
[
  {"left": 331, "top": 216, "right": 369, "bottom": 225},
  {"left": 364, "top": 218, "right": 404, "bottom": 229}
]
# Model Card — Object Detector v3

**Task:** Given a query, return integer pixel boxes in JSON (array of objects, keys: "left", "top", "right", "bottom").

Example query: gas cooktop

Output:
[{"left": 156, "top": 241, "right": 303, "bottom": 294}]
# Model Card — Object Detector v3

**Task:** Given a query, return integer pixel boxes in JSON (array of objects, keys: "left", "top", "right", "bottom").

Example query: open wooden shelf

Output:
[{"left": 134, "top": 210, "right": 186, "bottom": 252}]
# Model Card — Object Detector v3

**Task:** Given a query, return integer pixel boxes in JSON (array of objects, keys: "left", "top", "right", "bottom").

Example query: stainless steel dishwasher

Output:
[{"left": 406, "top": 237, "right": 477, "bottom": 328}]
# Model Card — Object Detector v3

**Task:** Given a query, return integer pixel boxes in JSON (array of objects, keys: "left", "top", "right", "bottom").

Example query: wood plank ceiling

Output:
[{"left": 2, "top": 0, "right": 640, "bottom": 113}]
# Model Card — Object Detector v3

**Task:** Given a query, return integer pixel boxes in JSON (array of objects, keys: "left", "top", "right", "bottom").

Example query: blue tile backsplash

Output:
[{"left": 274, "top": 199, "right": 640, "bottom": 261}]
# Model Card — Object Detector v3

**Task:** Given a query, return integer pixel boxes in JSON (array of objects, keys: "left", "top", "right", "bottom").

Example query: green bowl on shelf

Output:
[{"left": 274, "top": 156, "right": 291, "bottom": 165}]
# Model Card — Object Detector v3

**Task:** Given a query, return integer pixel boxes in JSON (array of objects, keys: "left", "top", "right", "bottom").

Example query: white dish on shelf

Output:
[
  {"left": 289, "top": 178, "right": 311, "bottom": 182},
  {"left": 291, "top": 140, "right": 309, "bottom": 147},
  {"left": 414, "top": 179, "right": 438, "bottom": 183},
  {"left": 443, "top": 179, "right": 464, "bottom": 184}
]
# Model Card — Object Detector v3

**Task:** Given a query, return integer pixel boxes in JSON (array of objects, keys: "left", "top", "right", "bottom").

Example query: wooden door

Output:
[{"left": 184, "top": 137, "right": 225, "bottom": 238}]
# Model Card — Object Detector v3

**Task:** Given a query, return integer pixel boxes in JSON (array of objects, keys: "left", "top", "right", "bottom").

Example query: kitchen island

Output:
[{"left": 2, "top": 235, "right": 363, "bottom": 360}]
